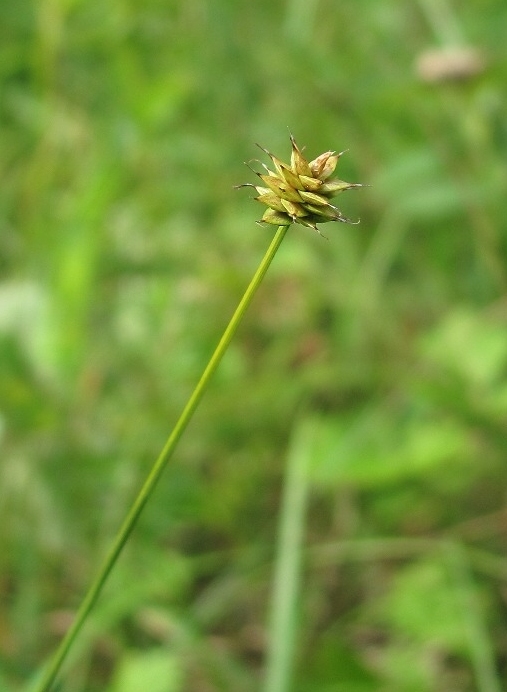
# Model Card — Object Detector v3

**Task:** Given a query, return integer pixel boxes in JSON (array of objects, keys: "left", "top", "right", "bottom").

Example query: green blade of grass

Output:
[
  {"left": 34, "top": 225, "right": 290, "bottom": 692},
  {"left": 263, "top": 418, "right": 313, "bottom": 692}
]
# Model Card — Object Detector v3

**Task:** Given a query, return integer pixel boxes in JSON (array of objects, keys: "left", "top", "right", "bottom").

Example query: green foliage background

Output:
[{"left": 1, "top": 0, "right": 507, "bottom": 690}]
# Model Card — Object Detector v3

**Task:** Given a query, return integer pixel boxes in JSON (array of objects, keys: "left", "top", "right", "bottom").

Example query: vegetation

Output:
[{"left": 1, "top": 0, "right": 507, "bottom": 690}]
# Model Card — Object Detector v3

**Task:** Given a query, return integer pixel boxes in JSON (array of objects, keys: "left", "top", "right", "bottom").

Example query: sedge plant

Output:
[{"left": 34, "top": 135, "right": 363, "bottom": 692}]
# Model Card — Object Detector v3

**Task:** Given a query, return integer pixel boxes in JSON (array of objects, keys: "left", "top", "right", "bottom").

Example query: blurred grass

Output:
[{"left": 1, "top": 0, "right": 507, "bottom": 690}]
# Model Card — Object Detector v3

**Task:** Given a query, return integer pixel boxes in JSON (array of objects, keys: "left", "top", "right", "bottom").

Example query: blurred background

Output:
[{"left": 1, "top": 0, "right": 507, "bottom": 690}]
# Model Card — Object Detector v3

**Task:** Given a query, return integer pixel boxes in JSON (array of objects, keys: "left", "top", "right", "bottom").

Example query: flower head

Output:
[{"left": 237, "top": 134, "right": 363, "bottom": 237}]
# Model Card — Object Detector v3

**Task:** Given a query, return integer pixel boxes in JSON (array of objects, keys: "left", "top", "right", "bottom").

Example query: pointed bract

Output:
[
  {"left": 260, "top": 208, "right": 293, "bottom": 225},
  {"left": 279, "top": 165, "right": 305, "bottom": 191},
  {"left": 318, "top": 154, "right": 340, "bottom": 180},
  {"left": 290, "top": 134, "right": 313, "bottom": 177},
  {"left": 309, "top": 151, "right": 334, "bottom": 178},
  {"left": 298, "top": 175, "right": 323, "bottom": 192},
  {"left": 320, "top": 180, "right": 363, "bottom": 195},
  {"left": 256, "top": 192, "right": 287, "bottom": 212},
  {"left": 298, "top": 190, "right": 330, "bottom": 206},
  {"left": 280, "top": 199, "right": 309, "bottom": 219},
  {"left": 258, "top": 174, "right": 302, "bottom": 203}
]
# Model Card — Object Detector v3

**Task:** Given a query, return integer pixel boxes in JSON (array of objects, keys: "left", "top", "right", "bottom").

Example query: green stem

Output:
[
  {"left": 264, "top": 419, "right": 312, "bottom": 692},
  {"left": 35, "top": 225, "right": 290, "bottom": 692}
]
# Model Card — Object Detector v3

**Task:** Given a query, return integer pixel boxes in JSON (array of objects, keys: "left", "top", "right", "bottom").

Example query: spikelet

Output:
[{"left": 236, "top": 134, "right": 363, "bottom": 237}]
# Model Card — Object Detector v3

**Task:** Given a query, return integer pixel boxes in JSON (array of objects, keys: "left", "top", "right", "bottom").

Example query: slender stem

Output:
[
  {"left": 264, "top": 419, "right": 312, "bottom": 692},
  {"left": 35, "top": 225, "right": 290, "bottom": 692}
]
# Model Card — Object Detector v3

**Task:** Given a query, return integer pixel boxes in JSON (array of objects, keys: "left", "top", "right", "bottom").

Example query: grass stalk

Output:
[
  {"left": 34, "top": 224, "right": 290, "bottom": 692},
  {"left": 263, "top": 419, "right": 312, "bottom": 692}
]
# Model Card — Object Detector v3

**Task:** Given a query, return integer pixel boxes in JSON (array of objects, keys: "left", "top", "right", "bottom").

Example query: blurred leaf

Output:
[
  {"left": 420, "top": 308, "right": 507, "bottom": 388},
  {"left": 379, "top": 645, "right": 438, "bottom": 692},
  {"left": 296, "top": 635, "right": 378, "bottom": 692},
  {"left": 108, "top": 649, "right": 182, "bottom": 692},
  {"left": 379, "top": 557, "right": 471, "bottom": 651},
  {"left": 375, "top": 148, "right": 462, "bottom": 220},
  {"left": 307, "top": 410, "right": 470, "bottom": 488}
]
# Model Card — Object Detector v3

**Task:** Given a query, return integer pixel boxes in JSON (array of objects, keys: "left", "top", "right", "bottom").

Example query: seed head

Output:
[{"left": 236, "top": 134, "right": 364, "bottom": 237}]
